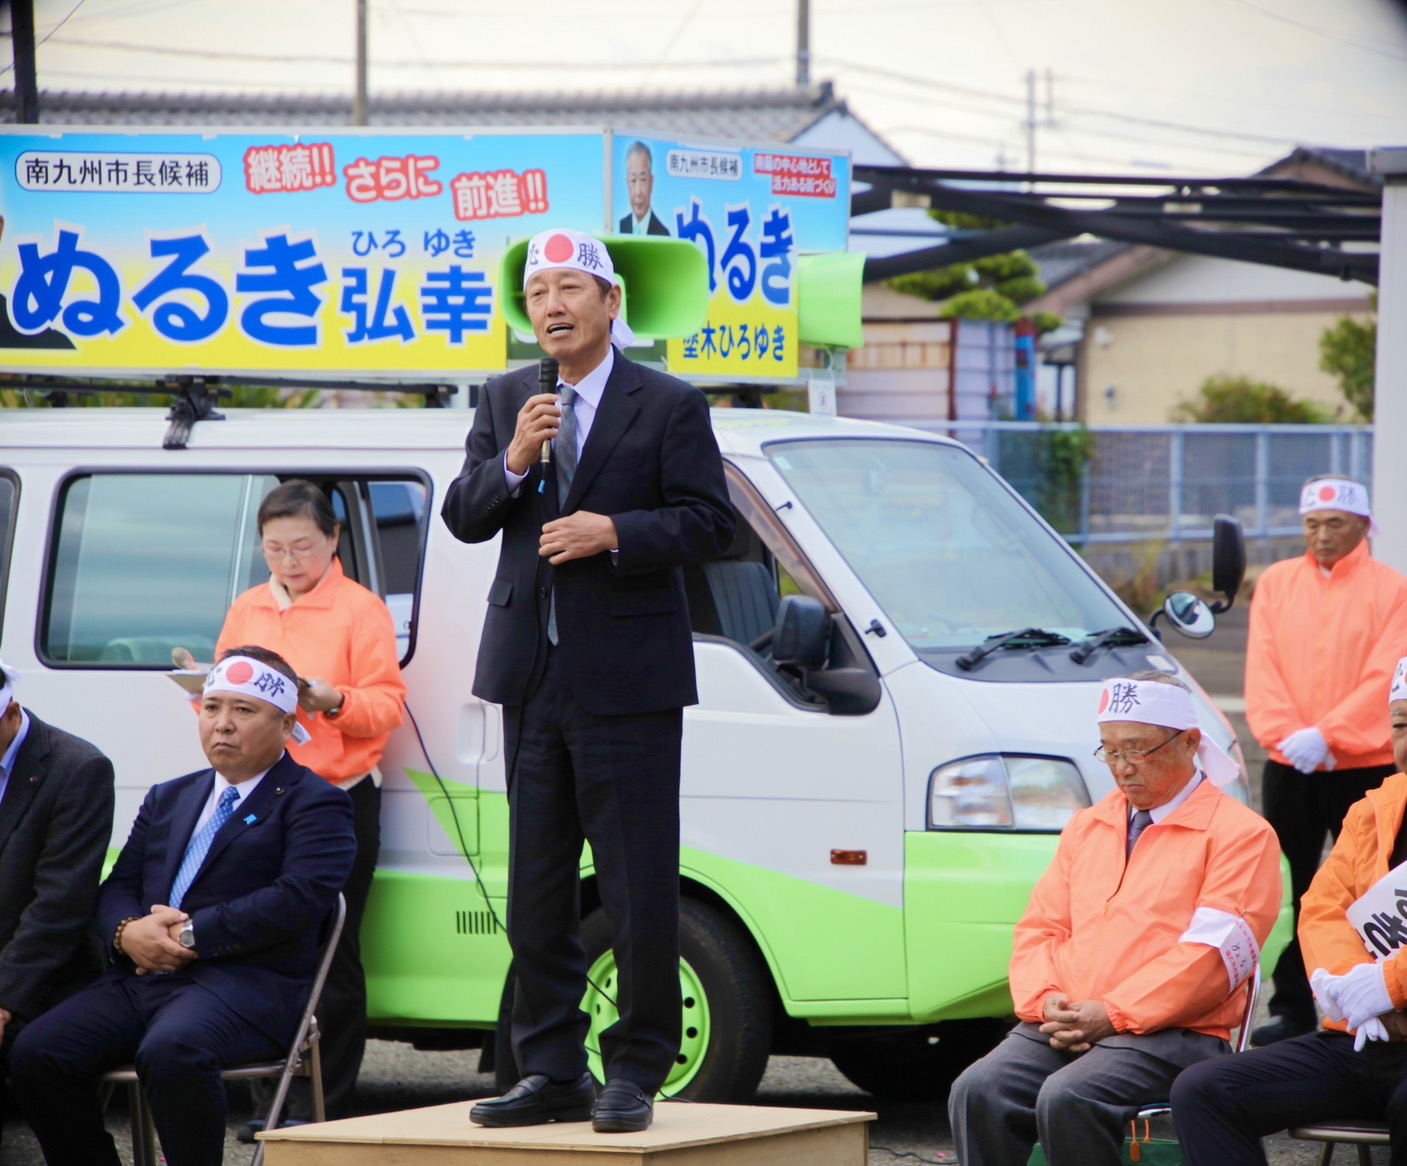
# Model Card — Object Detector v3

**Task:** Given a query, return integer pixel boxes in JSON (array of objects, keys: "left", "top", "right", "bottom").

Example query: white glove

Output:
[
  {"left": 1336, "top": 961, "right": 1396, "bottom": 1031},
  {"left": 1310, "top": 967, "right": 1348, "bottom": 1023},
  {"left": 1354, "top": 1015, "right": 1390, "bottom": 1052},
  {"left": 1278, "top": 726, "right": 1332, "bottom": 774}
]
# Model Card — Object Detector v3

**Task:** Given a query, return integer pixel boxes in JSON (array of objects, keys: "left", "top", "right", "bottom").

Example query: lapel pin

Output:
[
  {"left": 244, "top": 813, "right": 257, "bottom": 825},
  {"left": 274, "top": 787, "right": 285, "bottom": 795}
]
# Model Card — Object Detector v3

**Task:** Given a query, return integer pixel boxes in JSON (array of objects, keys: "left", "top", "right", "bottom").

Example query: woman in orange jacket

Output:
[{"left": 186, "top": 479, "right": 406, "bottom": 1124}]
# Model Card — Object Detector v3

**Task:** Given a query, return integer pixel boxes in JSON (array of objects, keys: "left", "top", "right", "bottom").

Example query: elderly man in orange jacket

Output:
[
  {"left": 948, "top": 671, "right": 1283, "bottom": 1166},
  {"left": 1246, "top": 475, "right": 1407, "bottom": 1045},
  {"left": 1173, "top": 657, "right": 1407, "bottom": 1165}
]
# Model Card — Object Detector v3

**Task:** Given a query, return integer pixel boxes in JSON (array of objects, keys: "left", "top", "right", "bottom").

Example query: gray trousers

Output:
[{"left": 949, "top": 1022, "right": 1227, "bottom": 1166}]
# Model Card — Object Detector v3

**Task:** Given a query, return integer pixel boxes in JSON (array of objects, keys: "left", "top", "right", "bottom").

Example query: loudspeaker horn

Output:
[{"left": 797, "top": 251, "right": 866, "bottom": 350}]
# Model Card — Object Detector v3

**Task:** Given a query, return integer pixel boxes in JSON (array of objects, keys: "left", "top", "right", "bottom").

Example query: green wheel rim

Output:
[{"left": 582, "top": 950, "right": 711, "bottom": 1096}]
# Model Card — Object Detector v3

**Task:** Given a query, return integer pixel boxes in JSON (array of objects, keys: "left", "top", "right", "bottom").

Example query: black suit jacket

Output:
[
  {"left": 618, "top": 210, "right": 670, "bottom": 236},
  {"left": 0, "top": 713, "right": 114, "bottom": 1025},
  {"left": 96, "top": 752, "right": 356, "bottom": 1046},
  {"left": 441, "top": 352, "right": 734, "bottom": 715}
]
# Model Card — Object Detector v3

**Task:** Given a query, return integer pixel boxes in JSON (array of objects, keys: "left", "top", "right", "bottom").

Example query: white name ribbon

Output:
[
  {"left": 1347, "top": 859, "right": 1407, "bottom": 959},
  {"left": 1179, "top": 906, "right": 1261, "bottom": 991}
]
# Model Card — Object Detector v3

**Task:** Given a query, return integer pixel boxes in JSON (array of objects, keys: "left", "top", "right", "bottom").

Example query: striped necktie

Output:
[
  {"left": 547, "top": 385, "right": 578, "bottom": 647},
  {"left": 1127, "top": 809, "right": 1153, "bottom": 858},
  {"left": 170, "top": 786, "right": 239, "bottom": 909}
]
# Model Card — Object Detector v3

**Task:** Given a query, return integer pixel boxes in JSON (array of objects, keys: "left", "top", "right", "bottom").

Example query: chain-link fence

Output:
[{"left": 903, "top": 422, "right": 1373, "bottom": 546}]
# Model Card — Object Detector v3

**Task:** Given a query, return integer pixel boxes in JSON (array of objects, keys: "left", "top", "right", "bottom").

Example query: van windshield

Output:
[{"left": 765, "top": 438, "right": 1133, "bottom": 659}]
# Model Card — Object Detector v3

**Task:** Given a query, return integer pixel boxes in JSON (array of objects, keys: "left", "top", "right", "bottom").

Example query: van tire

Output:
[
  {"left": 828, "top": 1018, "right": 1009, "bottom": 1101},
  {"left": 492, "top": 900, "right": 773, "bottom": 1102}
]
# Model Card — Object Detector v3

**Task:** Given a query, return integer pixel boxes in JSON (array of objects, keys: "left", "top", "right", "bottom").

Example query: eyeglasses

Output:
[
  {"left": 1094, "top": 729, "right": 1185, "bottom": 767},
  {"left": 260, "top": 538, "right": 326, "bottom": 562}
]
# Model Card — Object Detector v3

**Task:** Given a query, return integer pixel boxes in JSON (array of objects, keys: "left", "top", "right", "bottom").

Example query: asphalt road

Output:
[{"left": 0, "top": 603, "right": 1385, "bottom": 1164}]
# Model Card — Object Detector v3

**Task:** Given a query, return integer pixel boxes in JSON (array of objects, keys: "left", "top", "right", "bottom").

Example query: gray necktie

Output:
[
  {"left": 1127, "top": 809, "right": 1153, "bottom": 857},
  {"left": 555, "top": 384, "right": 578, "bottom": 506},
  {"left": 547, "top": 385, "right": 578, "bottom": 646}
]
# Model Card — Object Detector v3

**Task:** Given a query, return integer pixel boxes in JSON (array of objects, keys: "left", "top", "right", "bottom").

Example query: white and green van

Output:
[{"left": 0, "top": 402, "right": 1290, "bottom": 1102}]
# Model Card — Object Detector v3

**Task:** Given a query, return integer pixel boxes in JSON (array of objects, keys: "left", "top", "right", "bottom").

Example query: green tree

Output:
[
  {"left": 1319, "top": 297, "right": 1376, "bottom": 421},
  {"left": 886, "top": 210, "right": 1063, "bottom": 334},
  {"left": 1170, "top": 375, "right": 1334, "bottom": 424}
]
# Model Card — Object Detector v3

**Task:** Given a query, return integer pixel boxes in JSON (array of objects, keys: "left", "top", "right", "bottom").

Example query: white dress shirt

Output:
[{"left": 503, "top": 346, "right": 615, "bottom": 492}]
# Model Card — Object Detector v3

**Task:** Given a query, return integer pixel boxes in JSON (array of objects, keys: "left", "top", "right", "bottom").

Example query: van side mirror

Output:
[
  {"left": 1210, "top": 513, "right": 1245, "bottom": 613},
  {"left": 1160, "top": 591, "right": 1216, "bottom": 639},
  {"left": 772, "top": 595, "right": 831, "bottom": 670}
]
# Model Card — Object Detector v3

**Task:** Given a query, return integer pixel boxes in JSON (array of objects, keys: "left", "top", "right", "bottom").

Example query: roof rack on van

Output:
[{"left": 2, "top": 374, "right": 460, "bottom": 449}]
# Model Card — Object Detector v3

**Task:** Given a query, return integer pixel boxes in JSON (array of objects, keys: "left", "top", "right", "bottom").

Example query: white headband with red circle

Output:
[
  {"left": 1299, "top": 478, "right": 1379, "bottom": 537},
  {"left": 522, "top": 227, "right": 638, "bottom": 349},
  {"left": 1097, "top": 678, "right": 1238, "bottom": 788},
  {"left": 204, "top": 655, "right": 311, "bottom": 744}
]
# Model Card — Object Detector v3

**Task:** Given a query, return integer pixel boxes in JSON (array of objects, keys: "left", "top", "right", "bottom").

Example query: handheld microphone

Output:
[{"left": 538, "top": 357, "right": 560, "bottom": 467}]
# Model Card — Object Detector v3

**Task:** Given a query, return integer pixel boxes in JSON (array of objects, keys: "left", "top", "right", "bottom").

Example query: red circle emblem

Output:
[
  {"left": 226, "top": 660, "right": 255, "bottom": 685},
  {"left": 544, "top": 233, "right": 575, "bottom": 264},
  {"left": 1098, "top": 688, "right": 1110, "bottom": 714},
  {"left": 1318, "top": 485, "right": 1338, "bottom": 503}
]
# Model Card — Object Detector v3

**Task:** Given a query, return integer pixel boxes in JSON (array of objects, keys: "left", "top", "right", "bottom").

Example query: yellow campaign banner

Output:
[{"left": 666, "top": 294, "right": 798, "bottom": 379}]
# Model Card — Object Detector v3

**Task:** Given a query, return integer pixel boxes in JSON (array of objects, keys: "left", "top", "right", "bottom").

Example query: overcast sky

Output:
[{"left": 9, "top": 0, "right": 1407, "bottom": 175}]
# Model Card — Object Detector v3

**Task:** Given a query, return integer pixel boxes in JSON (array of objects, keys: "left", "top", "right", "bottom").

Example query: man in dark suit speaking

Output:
[
  {"left": 442, "top": 227, "right": 733, "bottom": 1132},
  {"left": 0, "top": 660, "right": 114, "bottom": 1146},
  {"left": 618, "top": 142, "right": 670, "bottom": 236},
  {"left": 11, "top": 647, "right": 356, "bottom": 1166}
]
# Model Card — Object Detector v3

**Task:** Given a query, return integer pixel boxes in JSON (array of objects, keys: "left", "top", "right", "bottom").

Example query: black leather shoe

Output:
[
  {"left": 1250, "top": 1015, "right": 1316, "bottom": 1046},
  {"left": 469, "top": 1073, "right": 596, "bottom": 1127},
  {"left": 591, "top": 1078, "right": 654, "bottom": 1133}
]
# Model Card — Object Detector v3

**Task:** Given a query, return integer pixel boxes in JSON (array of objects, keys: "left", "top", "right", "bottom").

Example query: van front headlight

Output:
[{"left": 927, "top": 755, "right": 1090, "bottom": 832}]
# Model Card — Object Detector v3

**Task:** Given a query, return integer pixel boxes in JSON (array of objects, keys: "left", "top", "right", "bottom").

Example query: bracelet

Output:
[{"left": 113, "top": 916, "right": 140, "bottom": 957}]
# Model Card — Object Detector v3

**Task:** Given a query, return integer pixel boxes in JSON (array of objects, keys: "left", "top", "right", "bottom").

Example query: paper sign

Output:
[{"left": 1347, "top": 860, "right": 1407, "bottom": 959}]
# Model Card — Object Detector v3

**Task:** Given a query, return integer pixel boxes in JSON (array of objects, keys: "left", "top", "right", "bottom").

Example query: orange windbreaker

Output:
[
  {"left": 216, "top": 558, "right": 407, "bottom": 785},
  {"left": 1246, "top": 540, "right": 1407, "bottom": 770},
  {"left": 1300, "top": 771, "right": 1407, "bottom": 1028},
  {"left": 1010, "top": 780, "right": 1283, "bottom": 1041}
]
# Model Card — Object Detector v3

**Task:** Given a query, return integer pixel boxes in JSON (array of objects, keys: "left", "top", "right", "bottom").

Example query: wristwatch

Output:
[{"left": 178, "top": 921, "right": 196, "bottom": 950}]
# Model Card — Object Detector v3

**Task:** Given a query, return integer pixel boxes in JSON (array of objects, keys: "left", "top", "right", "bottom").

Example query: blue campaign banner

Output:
[
  {"left": 610, "top": 133, "right": 851, "bottom": 380},
  {"left": 0, "top": 128, "right": 605, "bottom": 375},
  {"left": 0, "top": 127, "right": 850, "bottom": 381}
]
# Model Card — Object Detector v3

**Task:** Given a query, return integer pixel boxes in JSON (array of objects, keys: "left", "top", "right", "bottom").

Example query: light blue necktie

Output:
[
  {"left": 546, "top": 385, "right": 579, "bottom": 647},
  {"left": 169, "top": 786, "right": 239, "bottom": 909}
]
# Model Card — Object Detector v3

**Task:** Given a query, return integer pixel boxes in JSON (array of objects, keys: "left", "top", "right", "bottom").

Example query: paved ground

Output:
[{"left": 0, "top": 601, "right": 1387, "bottom": 1163}]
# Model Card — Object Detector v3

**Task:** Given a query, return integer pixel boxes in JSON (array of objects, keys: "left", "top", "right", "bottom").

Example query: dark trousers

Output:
[
  {"left": 9, "top": 972, "right": 282, "bottom": 1166},
  {"left": 256, "top": 774, "right": 380, "bottom": 1121},
  {"left": 1172, "top": 1029, "right": 1407, "bottom": 1166},
  {"left": 503, "top": 648, "right": 683, "bottom": 1093},
  {"left": 1262, "top": 759, "right": 1396, "bottom": 1023}
]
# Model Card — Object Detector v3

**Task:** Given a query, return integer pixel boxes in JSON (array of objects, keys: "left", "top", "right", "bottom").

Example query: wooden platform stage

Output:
[{"left": 258, "top": 1100, "right": 875, "bottom": 1166}]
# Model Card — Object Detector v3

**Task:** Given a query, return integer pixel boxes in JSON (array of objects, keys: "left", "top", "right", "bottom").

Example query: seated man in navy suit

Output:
[{"left": 10, "top": 645, "right": 356, "bottom": 1166}]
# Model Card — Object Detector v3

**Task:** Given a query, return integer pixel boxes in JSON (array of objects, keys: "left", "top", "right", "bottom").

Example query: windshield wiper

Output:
[
  {"left": 956, "top": 627, "right": 1072, "bottom": 671},
  {"left": 1069, "top": 626, "right": 1151, "bottom": 665}
]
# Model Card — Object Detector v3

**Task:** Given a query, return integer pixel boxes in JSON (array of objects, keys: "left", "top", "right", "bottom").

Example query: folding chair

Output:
[
  {"left": 1134, "top": 962, "right": 1262, "bottom": 1123},
  {"left": 101, "top": 892, "right": 346, "bottom": 1166},
  {"left": 1288, "top": 1115, "right": 1391, "bottom": 1163}
]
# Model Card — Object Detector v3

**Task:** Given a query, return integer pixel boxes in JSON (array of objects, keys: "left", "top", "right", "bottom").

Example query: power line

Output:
[
  {"left": 1226, "top": 0, "right": 1407, "bottom": 63},
  {"left": 824, "top": 56, "right": 1305, "bottom": 147},
  {"left": 41, "top": 34, "right": 787, "bottom": 72},
  {"left": 1, "top": 0, "right": 88, "bottom": 78}
]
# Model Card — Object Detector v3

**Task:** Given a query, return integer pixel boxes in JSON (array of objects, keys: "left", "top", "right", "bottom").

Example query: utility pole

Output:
[
  {"left": 1024, "top": 67, "right": 1037, "bottom": 175},
  {"left": 796, "top": 0, "right": 810, "bottom": 87},
  {"left": 353, "top": 0, "right": 368, "bottom": 127},
  {"left": 12, "top": 0, "right": 39, "bottom": 124}
]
